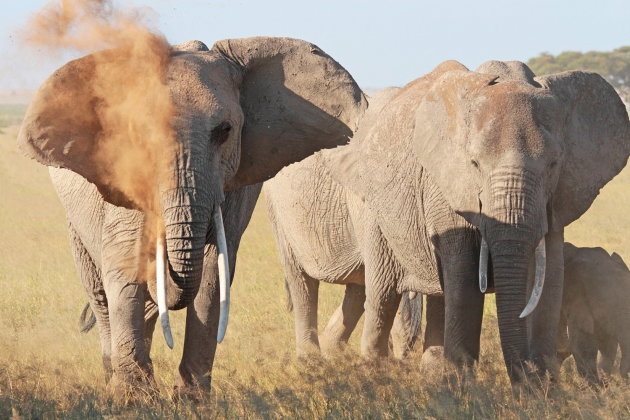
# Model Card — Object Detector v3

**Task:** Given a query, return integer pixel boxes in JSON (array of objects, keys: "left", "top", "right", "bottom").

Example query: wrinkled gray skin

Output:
[
  {"left": 266, "top": 89, "right": 422, "bottom": 358},
  {"left": 265, "top": 60, "right": 630, "bottom": 384},
  {"left": 557, "top": 243, "right": 630, "bottom": 384},
  {"left": 18, "top": 37, "right": 367, "bottom": 392}
]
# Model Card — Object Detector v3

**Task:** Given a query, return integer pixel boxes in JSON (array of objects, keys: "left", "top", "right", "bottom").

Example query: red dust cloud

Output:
[{"left": 21, "top": 0, "right": 176, "bottom": 213}]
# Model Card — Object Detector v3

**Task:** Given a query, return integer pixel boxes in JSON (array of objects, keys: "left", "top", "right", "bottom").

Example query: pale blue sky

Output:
[{"left": 1, "top": 0, "right": 628, "bottom": 89}]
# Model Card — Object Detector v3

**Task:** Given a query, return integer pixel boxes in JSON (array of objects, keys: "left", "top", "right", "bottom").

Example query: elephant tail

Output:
[
  {"left": 284, "top": 279, "right": 293, "bottom": 312},
  {"left": 79, "top": 303, "right": 96, "bottom": 333}
]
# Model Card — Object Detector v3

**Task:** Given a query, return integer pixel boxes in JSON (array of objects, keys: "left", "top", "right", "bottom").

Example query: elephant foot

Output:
[
  {"left": 296, "top": 341, "right": 321, "bottom": 359},
  {"left": 420, "top": 346, "right": 446, "bottom": 373},
  {"left": 107, "top": 369, "right": 158, "bottom": 405},
  {"left": 175, "top": 364, "right": 212, "bottom": 396},
  {"left": 320, "top": 335, "right": 350, "bottom": 356},
  {"left": 172, "top": 382, "right": 211, "bottom": 404}
]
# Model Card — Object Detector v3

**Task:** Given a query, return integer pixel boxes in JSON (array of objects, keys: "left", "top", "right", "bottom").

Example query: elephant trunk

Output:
[
  {"left": 482, "top": 168, "right": 548, "bottom": 383},
  {"left": 490, "top": 240, "right": 531, "bottom": 382},
  {"left": 161, "top": 167, "right": 213, "bottom": 308}
]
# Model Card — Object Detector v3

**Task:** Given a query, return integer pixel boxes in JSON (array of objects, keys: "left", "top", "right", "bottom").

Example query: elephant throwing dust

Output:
[{"left": 18, "top": 37, "right": 367, "bottom": 396}]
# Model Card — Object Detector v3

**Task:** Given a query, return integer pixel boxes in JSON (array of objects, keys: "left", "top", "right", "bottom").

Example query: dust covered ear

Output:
[
  {"left": 18, "top": 42, "right": 174, "bottom": 210},
  {"left": 17, "top": 55, "right": 133, "bottom": 205},
  {"left": 536, "top": 71, "right": 630, "bottom": 230},
  {"left": 212, "top": 37, "right": 368, "bottom": 190}
]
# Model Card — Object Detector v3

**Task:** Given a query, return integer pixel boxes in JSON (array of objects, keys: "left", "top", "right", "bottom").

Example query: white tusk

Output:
[
  {"left": 519, "top": 237, "right": 546, "bottom": 318},
  {"left": 214, "top": 206, "right": 230, "bottom": 343},
  {"left": 156, "top": 231, "right": 174, "bottom": 349},
  {"left": 408, "top": 291, "right": 418, "bottom": 300},
  {"left": 479, "top": 238, "right": 489, "bottom": 293}
]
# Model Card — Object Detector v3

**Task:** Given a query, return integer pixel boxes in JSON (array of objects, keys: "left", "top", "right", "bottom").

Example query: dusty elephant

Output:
[
  {"left": 265, "top": 60, "right": 630, "bottom": 385},
  {"left": 18, "top": 37, "right": 367, "bottom": 393},
  {"left": 557, "top": 242, "right": 630, "bottom": 384}
]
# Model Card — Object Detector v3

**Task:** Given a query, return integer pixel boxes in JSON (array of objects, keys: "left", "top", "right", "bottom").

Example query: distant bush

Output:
[
  {"left": 528, "top": 47, "right": 630, "bottom": 109},
  {"left": 0, "top": 104, "right": 28, "bottom": 128}
]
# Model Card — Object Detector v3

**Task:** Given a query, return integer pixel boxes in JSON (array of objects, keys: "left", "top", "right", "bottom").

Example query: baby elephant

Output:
[{"left": 558, "top": 243, "right": 630, "bottom": 384}]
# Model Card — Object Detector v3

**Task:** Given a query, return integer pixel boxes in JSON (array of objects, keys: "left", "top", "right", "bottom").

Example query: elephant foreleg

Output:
[
  {"left": 177, "top": 242, "right": 221, "bottom": 391},
  {"left": 361, "top": 224, "right": 402, "bottom": 358},
  {"left": 101, "top": 207, "right": 153, "bottom": 388},
  {"left": 321, "top": 282, "right": 366, "bottom": 354},
  {"left": 177, "top": 184, "right": 262, "bottom": 391},
  {"left": 286, "top": 269, "right": 321, "bottom": 356},
  {"left": 443, "top": 252, "right": 484, "bottom": 365},
  {"left": 68, "top": 223, "right": 112, "bottom": 381}
]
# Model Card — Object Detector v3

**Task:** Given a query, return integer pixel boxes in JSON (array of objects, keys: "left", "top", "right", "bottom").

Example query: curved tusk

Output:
[
  {"left": 479, "top": 238, "right": 489, "bottom": 293},
  {"left": 408, "top": 291, "right": 418, "bottom": 300},
  {"left": 519, "top": 237, "right": 546, "bottom": 318},
  {"left": 214, "top": 206, "right": 230, "bottom": 343},
  {"left": 156, "top": 230, "right": 174, "bottom": 349}
]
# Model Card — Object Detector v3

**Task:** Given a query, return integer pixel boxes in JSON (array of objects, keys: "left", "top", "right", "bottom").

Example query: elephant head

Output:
[{"left": 18, "top": 37, "right": 367, "bottom": 343}]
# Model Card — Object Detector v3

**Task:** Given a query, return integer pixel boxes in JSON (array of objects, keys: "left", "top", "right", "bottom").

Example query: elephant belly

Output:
[{"left": 265, "top": 156, "right": 363, "bottom": 285}]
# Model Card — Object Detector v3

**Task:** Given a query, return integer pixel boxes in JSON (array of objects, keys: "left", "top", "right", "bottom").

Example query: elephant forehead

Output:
[
  {"left": 468, "top": 87, "right": 561, "bottom": 156},
  {"left": 167, "top": 53, "right": 240, "bottom": 113}
]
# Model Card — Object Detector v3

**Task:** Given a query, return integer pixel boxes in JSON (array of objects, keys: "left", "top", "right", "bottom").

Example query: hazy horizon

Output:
[{"left": 1, "top": 0, "right": 627, "bottom": 90}]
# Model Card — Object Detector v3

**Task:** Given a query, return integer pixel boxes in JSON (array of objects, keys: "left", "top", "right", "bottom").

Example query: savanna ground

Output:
[{"left": 0, "top": 106, "right": 628, "bottom": 419}]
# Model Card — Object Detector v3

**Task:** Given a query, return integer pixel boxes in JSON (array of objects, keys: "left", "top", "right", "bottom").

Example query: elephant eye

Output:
[
  {"left": 549, "top": 161, "right": 558, "bottom": 169},
  {"left": 211, "top": 121, "right": 232, "bottom": 145},
  {"left": 471, "top": 159, "right": 480, "bottom": 169}
]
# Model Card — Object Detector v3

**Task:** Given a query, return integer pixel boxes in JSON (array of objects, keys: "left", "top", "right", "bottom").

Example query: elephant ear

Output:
[
  {"left": 16, "top": 55, "right": 135, "bottom": 206},
  {"left": 537, "top": 71, "right": 630, "bottom": 229},
  {"left": 212, "top": 37, "right": 368, "bottom": 190},
  {"left": 611, "top": 252, "right": 629, "bottom": 271}
]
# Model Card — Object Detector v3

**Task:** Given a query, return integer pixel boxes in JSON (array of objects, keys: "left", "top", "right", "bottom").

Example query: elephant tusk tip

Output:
[
  {"left": 160, "top": 312, "right": 174, "bottom": 349},
  {"left": 518, "top": 306, "right": 533, "bottom": 319},
  {"left": 217, "top": 326, "right": 226, "bottom": 344}
]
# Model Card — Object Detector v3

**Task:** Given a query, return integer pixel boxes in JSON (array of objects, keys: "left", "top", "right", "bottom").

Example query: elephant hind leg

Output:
[
  {"left": 390, "top": 292, "right": 422, "bottom": 359},
  {"left": 423, "top": 295, "right": 445, "bottom": 351},
  {"left": 67, "top": 223, "right": 112, "bottom": 382},
  {"left": 321, "top": 282, "right": 365, "bottom": 354}
]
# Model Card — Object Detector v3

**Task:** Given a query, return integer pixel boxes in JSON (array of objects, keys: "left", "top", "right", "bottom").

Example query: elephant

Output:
[
  {"left": 264, "top": 60, "right": 630, "bottom": 385},
  {"left": 557, "top": 242, "right": 630, "bottom": 384},
  {"left": 17, "top": 37, "right": 368, "bottom": 393},
  {"left": 265, "top": 88, "right": 423, "bottom": 358}
]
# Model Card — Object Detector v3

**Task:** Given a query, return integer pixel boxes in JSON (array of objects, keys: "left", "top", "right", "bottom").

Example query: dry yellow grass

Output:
[{"left": 0, "top": 117, "right": 628, "bottom": 419}]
